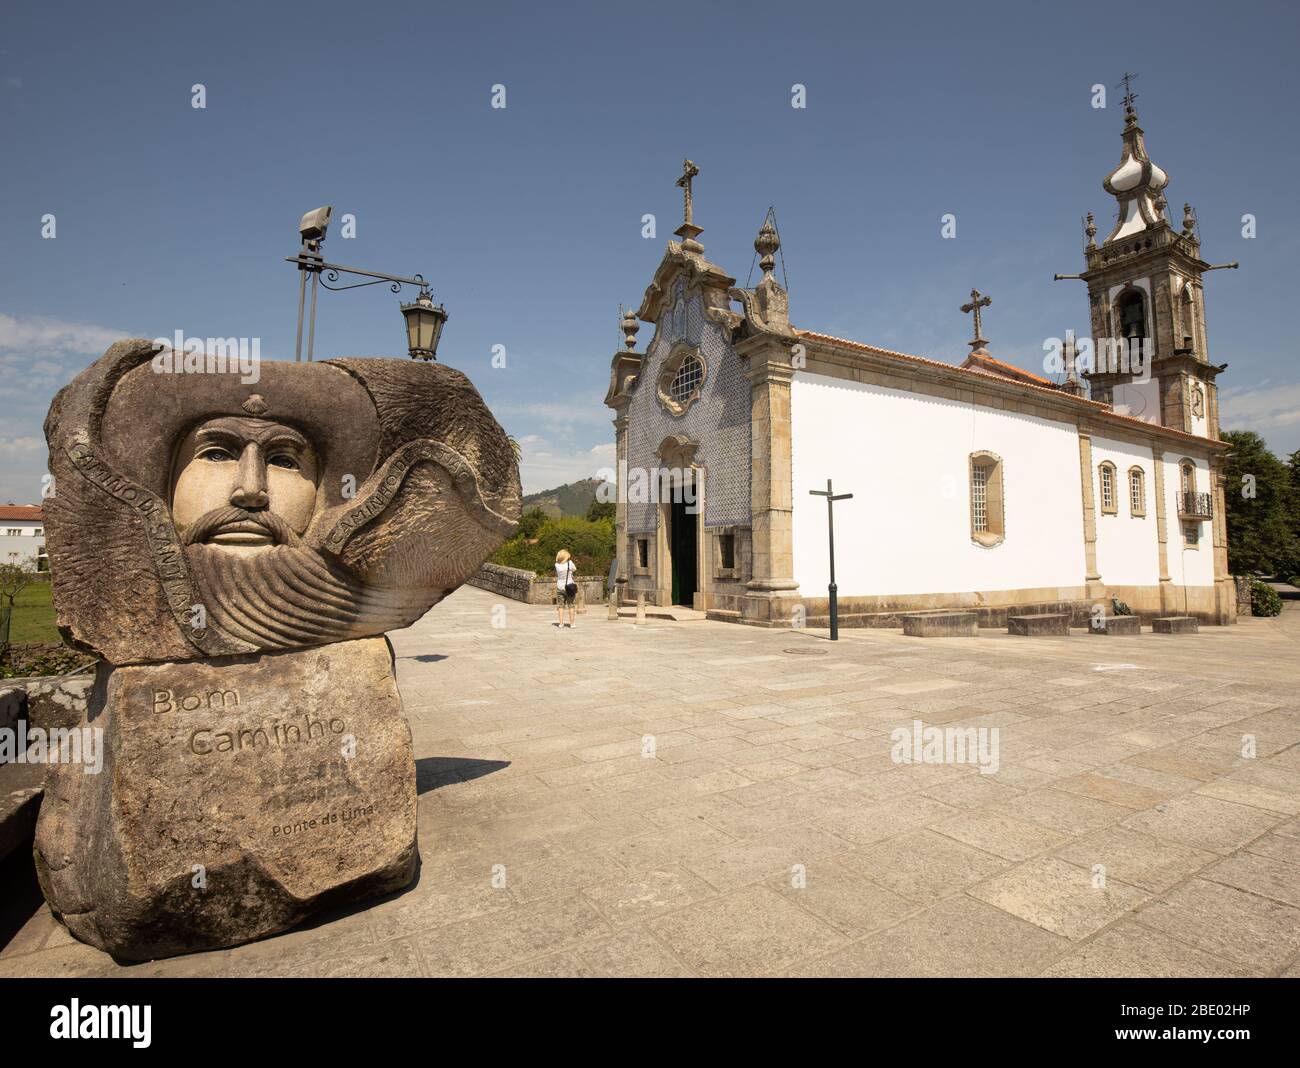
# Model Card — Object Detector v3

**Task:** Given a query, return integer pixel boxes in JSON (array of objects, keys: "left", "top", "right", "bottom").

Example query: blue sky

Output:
[{"left": 2, "top": 0, "right": 1297, "bottom": 502}]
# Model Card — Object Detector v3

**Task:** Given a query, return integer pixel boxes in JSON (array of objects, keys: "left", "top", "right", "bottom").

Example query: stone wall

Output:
[
  {"left": 468, "top": 563, "right": 604, "bottom": 606},
  {"left": 0, "top": 674, "right": 94, "bottom": 866},
  {"left": 1233, "top": 575, "right": 1252, "bottom": 617}
]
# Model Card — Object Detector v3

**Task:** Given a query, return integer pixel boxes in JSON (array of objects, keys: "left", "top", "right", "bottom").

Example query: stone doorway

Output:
[{"left": 670, "top": 495, "right": 697, "bottom": 607}]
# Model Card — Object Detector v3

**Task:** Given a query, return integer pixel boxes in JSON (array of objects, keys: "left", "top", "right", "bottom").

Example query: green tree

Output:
[
  {"left": 0, "top": 557, "right": 39, "bottom": 656},
  {"left": 516, "top": 506, "right": 549, "bottom": 540},
  {"left": 491, "top": 515, "right": 615, "bottom": 578},
  {"left": 585, "top": 498, "right": 615, "bottom": 523},
  {"left": 1222, "top": 430, "right": 1300, "bottom": 574}
]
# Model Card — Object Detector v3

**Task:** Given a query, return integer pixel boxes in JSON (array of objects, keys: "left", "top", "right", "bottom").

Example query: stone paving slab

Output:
[{"left": 2, "top": 590, "right": 1299, "bottom": 977}]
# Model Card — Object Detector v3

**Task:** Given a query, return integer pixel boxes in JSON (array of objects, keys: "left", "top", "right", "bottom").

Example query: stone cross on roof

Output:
[
  {"left": 961, "top": 289, "right": 992, "bottom": 353},
  {"left": 674, "top": 159, "right": 704, "bottom": 250},
  {"left": 676, "top": 159, "right": 699, "bottom": 225}
]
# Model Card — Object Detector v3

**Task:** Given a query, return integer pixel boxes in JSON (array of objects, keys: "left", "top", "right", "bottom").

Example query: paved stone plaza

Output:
[{"left": 3, "top": 589, "right": 1299, "bottom": 977}]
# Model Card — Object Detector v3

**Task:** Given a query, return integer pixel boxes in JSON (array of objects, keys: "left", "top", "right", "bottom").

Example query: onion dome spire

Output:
[{"left": 1100, "top": 76, "right": 1170, "bottom": 244}]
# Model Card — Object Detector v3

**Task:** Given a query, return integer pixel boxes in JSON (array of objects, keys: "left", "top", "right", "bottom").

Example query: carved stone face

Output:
[
  {"left": 46, "top": 341, "right": 523, "bottom": 664},
  {"left": 171, "top": 417, "right": 321, "bottom": 554}
]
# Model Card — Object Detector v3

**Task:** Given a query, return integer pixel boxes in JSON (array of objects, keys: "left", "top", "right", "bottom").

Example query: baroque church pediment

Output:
[{"left": 636, "top": 241, "right": 736, "bottom": 324}]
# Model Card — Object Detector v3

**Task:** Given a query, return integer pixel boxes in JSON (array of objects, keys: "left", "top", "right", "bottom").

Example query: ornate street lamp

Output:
[
  {"left": 400, "top": 288, "right": 449, "bottom": 361},
  {"left": 286, "top": 204, "right": 442, "bottom": 361}
]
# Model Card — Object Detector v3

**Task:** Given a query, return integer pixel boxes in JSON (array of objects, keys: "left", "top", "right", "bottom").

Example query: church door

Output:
[{"left": 670, "top": 497, "right": 697, "bottom": 607}]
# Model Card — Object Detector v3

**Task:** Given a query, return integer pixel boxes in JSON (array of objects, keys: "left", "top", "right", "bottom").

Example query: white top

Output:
[{"left": 555, "top": 560, "right": 575, "bottom": 590}]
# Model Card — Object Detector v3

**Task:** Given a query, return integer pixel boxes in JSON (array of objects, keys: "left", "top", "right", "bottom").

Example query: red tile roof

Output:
[
  {"left": 0, "top": 505, "right": 43, "bottom": 522},
  {"left": 793, "top": 330, "right": 1224, "bottom": 447},
  {"left": 961, "top": 351, "right": 1053, "bottom": 385}
]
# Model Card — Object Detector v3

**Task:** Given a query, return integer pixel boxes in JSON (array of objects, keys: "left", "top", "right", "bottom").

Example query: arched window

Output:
[
  {"left": 669, "top": 354, "right": 703, "bottom": 405},
  {"left": 1117, "top": 289, "right": 1146, "bottom": 340},
  {"left": 1128, "top": 467, "right": 1146, "bottom": 517},
  {"left": 1099, "top": 462, "right": 1117, "bottom": 514},
  {"left": 656, "top": 343, "right": 707, "bottom": 415},
  {"left": 969, "top": 451, "right": 1005, "bottom": 546},
  {"left": 1180, "top": 460, "right": 1195, "bottom": 496}
]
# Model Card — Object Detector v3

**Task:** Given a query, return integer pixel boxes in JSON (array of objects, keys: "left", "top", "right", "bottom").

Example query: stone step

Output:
[
  {"left": 1008, "top": 613, "right": 1070, "bottom": 637},
  {"left": 902, "top": 611, "right": 978, "bottom": 637},
  {"left": 1087, "top": 615, "right": 1141, "bottom": 635},
  {"left": 616, "top": 605, "right": 708, "bottom": 622},
  {"left": 1153, "top": 616, "right": 1199, "bottom": 634}
]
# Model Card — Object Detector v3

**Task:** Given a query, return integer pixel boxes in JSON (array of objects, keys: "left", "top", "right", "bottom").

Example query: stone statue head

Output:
[{"left": 44, "top": 340, "right": 521, "bottom": 665}]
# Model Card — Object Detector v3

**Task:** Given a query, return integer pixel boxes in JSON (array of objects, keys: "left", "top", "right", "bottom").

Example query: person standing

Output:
[{"left": 554, "top": 548, "right": 578, "bottom": 628}]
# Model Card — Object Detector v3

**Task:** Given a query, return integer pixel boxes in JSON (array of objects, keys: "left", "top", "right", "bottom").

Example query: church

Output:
[{"left": 604, "top": 93, "right": 1236, "bottom": 629}]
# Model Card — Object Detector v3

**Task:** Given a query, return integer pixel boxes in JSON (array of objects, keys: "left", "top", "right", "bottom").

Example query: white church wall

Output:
[
  {"left": 1164, "top": 454, "right": 1215, "bottom": 588},
  {"left": 790, "top": 373, "right": 1086, "bottom": 598},
  {"left": 1091, "top": 436, "right": 1160, "bottom": 588}
]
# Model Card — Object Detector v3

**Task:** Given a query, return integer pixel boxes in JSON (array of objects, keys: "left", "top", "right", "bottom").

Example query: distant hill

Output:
[{"left": 522, "top": 477, "right": 614, "bottom": 518}]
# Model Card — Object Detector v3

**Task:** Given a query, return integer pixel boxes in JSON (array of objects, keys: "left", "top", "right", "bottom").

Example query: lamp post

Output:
[
  {"left": 809, "top": 478, "right": 853, "bottom": 640},
  {"left": 400, "top": 288, "right": 449, "bottom": 361},
  {"left": 285, "top": 204, "right": 446, "bottom": 361}
]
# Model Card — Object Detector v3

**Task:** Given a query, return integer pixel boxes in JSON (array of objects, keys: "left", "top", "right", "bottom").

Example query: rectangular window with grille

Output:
[
  {"left": 636, "top": 538, "right": 648, "bottom": 568},
  {"left": 971, "top": 466, "right": 988, "bottom": 533},
  {"left": 969, "top": 453, "right": 1004, "bottom": 545},
  {"left": 1184, "top": 522, "right": 1199, "bottom": 546}
]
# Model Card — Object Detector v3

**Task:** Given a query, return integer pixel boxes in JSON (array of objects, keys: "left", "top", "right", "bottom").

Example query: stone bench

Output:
[
  {"left": 1088, "top": 615, "right": 1140, "bottom": 635},
  {"left": 902, "top": 611, "right": 978, "bottom": 637},
  {"left": 1153, "top": 616, "right": 1199, "bottom": 634},
  {"left": 1008, "top": 613, "right": 1070, "bottom": 637}
]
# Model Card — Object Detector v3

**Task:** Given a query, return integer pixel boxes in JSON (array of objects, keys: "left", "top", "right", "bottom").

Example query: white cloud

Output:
[
  {"left": 0, "top": 441, "right": 48, "bottom": 505},
  {"left": 1219, "top": 381, "right": 1300, "bottom": 431},
  {"left": 517, "top": 437, "right": 616, "bottom": 495},
  {"left": 493, "top": 400, "right": 611, "bottom": 432},
  {"left": 0, "top": 312, "right": 126, "bottom": 357},
  {"left": 0, "top": 436, "right": 44, "bottom": 456}
]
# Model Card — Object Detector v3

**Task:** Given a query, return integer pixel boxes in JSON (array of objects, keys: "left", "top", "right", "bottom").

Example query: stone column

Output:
[
  {"left": 1076, "top": 426, "right": 1106, "bottom": 601},
  {"left": 742, "top": 339, "right": 799, "bottom": 626},
  {"left": 612, "top": 409, "right": 630, "bottom": 606},
  {"left": 1152, "top": 445, "right": 1174, "bottom": 613},
  {"left": 1210, "top": 456, "right": 1235, "bottom": 624}
]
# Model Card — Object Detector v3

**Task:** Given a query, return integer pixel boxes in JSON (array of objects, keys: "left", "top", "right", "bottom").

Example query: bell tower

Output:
[{"left": 1060, "top": 79, "right": 1237, "bottom": 439}]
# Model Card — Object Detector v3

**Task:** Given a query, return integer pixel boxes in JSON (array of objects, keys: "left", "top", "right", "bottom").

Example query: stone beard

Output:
[
  {"left": 169, "top": 413, "right": 436, "bottom": 648},
  {"left": 182, "top": 542, "right": 434, "bottom": 647}
]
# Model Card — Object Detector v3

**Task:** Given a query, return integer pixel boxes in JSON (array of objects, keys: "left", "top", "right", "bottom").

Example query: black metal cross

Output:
[
  {"left": 810, "top": 478, "right": 853, "bottom": 641},
  {"left": 1116, "top": 71, "right": 1139, "bottom": 110}
]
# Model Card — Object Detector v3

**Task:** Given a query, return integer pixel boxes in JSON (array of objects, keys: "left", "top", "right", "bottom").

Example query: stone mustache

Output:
[{"left": 34, "top": 340, "right": 520, "bottom": 960}]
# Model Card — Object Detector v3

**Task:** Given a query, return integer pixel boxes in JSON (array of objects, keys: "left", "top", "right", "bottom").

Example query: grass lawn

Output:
[{"left": 5, "top": 579, "right": 61, "bottom": 645}]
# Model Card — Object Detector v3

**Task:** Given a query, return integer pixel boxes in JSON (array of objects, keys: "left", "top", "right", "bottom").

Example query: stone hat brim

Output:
[{"left": 100, "top": 345, "right": 381, "bottom": 508}]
